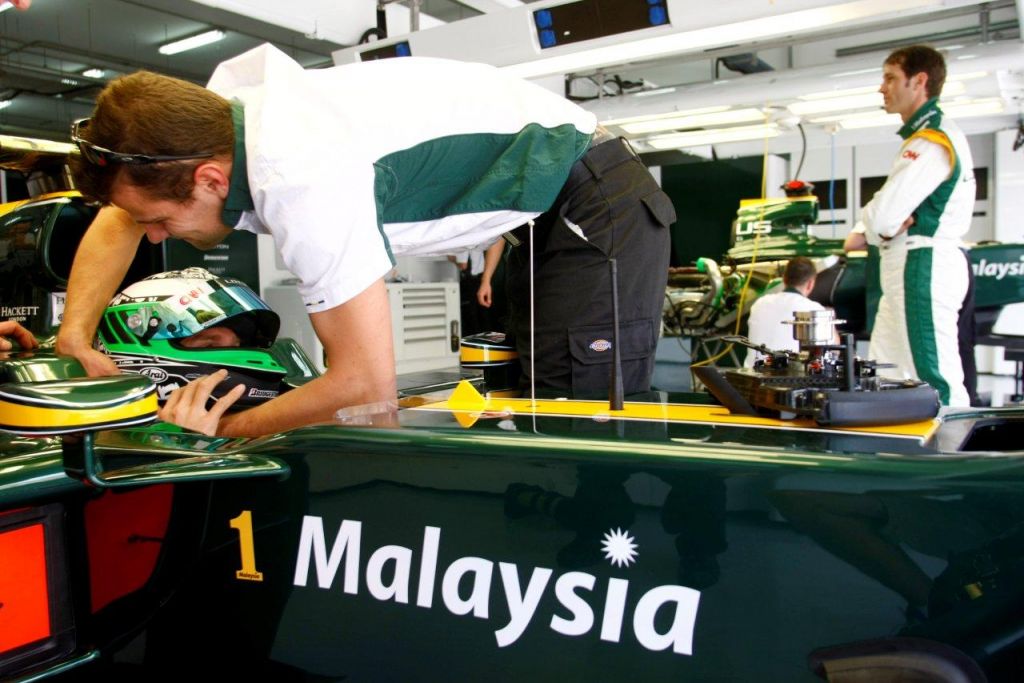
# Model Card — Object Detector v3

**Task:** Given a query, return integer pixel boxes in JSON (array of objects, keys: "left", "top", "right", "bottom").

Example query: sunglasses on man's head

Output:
[{"left": 70, "top": 118, "right": 214, "bottom": 166}]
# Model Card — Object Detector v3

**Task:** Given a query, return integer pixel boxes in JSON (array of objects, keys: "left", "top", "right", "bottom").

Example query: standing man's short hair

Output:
[
  {"left": 783, "top": 257, "right": 817, "bottom": 289},
  {"left": 884, "top": 45, "right": 946, "bottom": 98}
]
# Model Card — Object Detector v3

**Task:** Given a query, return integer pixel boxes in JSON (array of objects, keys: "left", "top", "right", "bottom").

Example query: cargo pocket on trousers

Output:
[
  {"left": 641, "top": 189, "right": 677, "bottom": 229},
  {"left": 568, "top": 318, "right": 657, "bottom": 396}
]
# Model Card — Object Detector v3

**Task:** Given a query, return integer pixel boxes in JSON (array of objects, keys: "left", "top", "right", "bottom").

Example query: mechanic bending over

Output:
[
  {"left": 59, "top": 44, "right": 674, "bottom": 437},
  {"left": 0, "top": 320, "right": 39, "bottom": 352},
  {"left": 856, "top": 44, "right": 973, "bottom": 407}
]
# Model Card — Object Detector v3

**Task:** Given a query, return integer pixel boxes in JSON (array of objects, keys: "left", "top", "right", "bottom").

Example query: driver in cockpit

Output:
[{"left": 96, "top": 268, "right": 289, "bottom": 428}]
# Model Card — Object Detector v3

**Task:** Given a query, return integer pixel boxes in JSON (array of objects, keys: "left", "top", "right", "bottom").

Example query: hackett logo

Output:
[
  {"left": 0, "top": 305, "right": 39, "bottom": 319},
  {"left": 293, "top": 517, "right": 701, "bottom": 655}
]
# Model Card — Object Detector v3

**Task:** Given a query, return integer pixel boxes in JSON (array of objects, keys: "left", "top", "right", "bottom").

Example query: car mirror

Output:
[{"left": 0, "top": 375, "right": 287, "bottom": 488}]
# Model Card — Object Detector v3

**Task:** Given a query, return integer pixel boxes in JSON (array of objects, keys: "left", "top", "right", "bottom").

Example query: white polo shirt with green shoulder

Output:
[{"left": 207, "top": 44, "right": 596, "bottom": 313}]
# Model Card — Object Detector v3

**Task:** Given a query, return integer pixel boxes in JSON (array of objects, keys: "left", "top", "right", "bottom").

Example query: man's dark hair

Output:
[
  {"left": 783, "top": 257, "right": 817, "bottom": 289},
  {"left": 885, "top": 44, "right": 946, "bottom": 99},
  {"left": 70, "top": 71, "right": 234, "bottom": 204}
]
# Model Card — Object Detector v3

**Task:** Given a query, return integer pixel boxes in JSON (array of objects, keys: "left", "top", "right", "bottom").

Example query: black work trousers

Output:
[{"left": 506, "top": 138, "right": 674, "bottom": 397}]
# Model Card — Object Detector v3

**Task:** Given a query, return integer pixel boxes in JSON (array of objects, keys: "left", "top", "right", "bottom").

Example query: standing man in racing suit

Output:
[{"left": 857, "top": 45, "right": 974, "bottom": 407}]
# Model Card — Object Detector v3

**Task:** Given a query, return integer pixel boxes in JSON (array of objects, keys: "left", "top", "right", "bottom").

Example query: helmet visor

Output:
[{"left": 119, "top": 281, "right": 271, "bottom": 341}]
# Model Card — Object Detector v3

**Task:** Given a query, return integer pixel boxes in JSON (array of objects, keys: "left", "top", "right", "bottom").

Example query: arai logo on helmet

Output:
[
  {"left": 139, "top": 366, "right": 169, "bottom": 383},
  {"left": 589, "top": 339, "right": 612, "bottom": 352}
]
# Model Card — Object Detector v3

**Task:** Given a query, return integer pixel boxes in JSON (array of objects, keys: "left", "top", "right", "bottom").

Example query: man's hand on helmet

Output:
[
  {"left": 80, "top": 347, "right": 122, "bottom": 376},
  {"left": 159, "top": 368, "right": 245, "bottom": 436},
  {"left": 56, "top": 332, "right": 121, "bottom": 376}
]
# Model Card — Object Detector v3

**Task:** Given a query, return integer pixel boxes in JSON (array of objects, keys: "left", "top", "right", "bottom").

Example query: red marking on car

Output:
[
  {"left": 86, "top": 486, "right": 173, "bottom": 613},
  {"left": 0, "top": 523, "right": 50, "bottom": 652},
  {"left": 902, "top": 150, "right": 920, "bottom": 160}
]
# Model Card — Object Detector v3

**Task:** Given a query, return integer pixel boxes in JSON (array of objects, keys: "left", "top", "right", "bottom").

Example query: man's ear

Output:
[
  {"left": 913, "top": 71, "right": 929, "bottom": 94},
  {"left": 193, "top": 162, "right": 231, "bottom": 199}
]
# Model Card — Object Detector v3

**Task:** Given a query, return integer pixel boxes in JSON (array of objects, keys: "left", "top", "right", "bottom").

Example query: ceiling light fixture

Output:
[
  {"left": 944, "top": 97, "right": 1005, "bottom": 118},
  {"left": 791, "top": 81, "right": 967, "bottom": 116},
  {"left": 646, "top": 123, "right": 780, "bottom": 149},
  {"left": 836, "top": 113, "right": 902, "bottom": 129},
  {"left": 501, "top": 0, "right": 943, "bottom": 80},
  {"left": 809, "top": 110, "right": 899, "bottom": 127},
  {"left": 831, "top": 67, "right": 883, "bottom": 78},
  {"left": 158, "top": 29, "right": 226, "bottom": 56},
  {"left": 620, "top": 107, "right": 767, "bottom": 135},
  {"left": 812, "top": 92, "right": 999, "bottom": 129},
  {"left": 0, "top": 99, "right": 12, "bottom": 110},
  {"left": 60, "top": 77, "right": 79, "bottom": 87},
  {"left": 789, "top": 92, "right": 883, "bottom": 116},
  {"left": 605, "top": 105, "right": 730, "bottom": 128},
  {"left": 948, "top": 71, "right": 988, "bottom": 82},
  {"left": 799, "top": 85, "right": 880, "bottom": 101},
  {"left": 82, "top": 68, "right": 105, "bottom": 79},
  {"left": 634, "top": 87, "right": 677, "bottom": 98}
]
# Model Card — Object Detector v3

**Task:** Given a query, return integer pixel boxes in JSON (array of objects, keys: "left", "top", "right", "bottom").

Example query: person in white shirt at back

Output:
[{"left": 744, "top": 257, "right": 825, "bottom": 367}]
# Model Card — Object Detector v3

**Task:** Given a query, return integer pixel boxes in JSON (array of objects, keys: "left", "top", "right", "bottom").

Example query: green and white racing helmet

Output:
[{"left": 96, "top": 267, "right": 287, "bottom": 406}]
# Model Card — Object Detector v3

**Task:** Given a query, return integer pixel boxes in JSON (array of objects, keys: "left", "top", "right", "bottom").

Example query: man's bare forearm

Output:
[
  {"left": 218, "top": 278, "right": 398, "bottom": 437},
  {"left": 57, "top": 206, "right": 144, "bottom": 355},
  {"left": 217, "top": 367, "right": 398, "bottom": 436}
]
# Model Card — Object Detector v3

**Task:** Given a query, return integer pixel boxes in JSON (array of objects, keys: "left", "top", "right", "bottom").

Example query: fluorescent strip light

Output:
[
  {"left": 821, "top": 69, "right": 983, "bottom": 84},
  {"left": 837, "top": 113, "right": 902, "bottom": 129},
  {"left": 606, "top": 106, "right": 730, "bottom": 128},
  {"left": 948, "top": 71, "right": 988, "bottom": 82},
  {"left": 634, "top": 87, "right": 677, "bottom": 98},
  {"left": 61, "top": 77, "right": 79, "bottom": 86},
  {"left": 790, "top": 92, "right": 883, "bottom": 115},
  {"left": 831, "top": 67, "right": 882, "bottom": 78},
  {"left": 800, "top": 85, "right": 879, "bottom": 101},
  {"left": 502, "top": 0, "right": 941, "bottom": 80},
  {"left": 159, "top": 29, "right": 225, "bottom": 56},
  {"left": 647, "top": 124, "right": 780, "bottom": 149},
  {"left": 815, "top": 93, "right": 1003, "bottom": 129},
  {"left": 0, "top": 99, "right": 12, "bottom": 110},
  {"left": 82, "top": 68, "right": 105, "bottom": 79},
  {"left": 938, "top": 81, "right": 967, "bottom": 96},
  {"left": 622, "top": 108, "right": 766, "bottom": 135},
  {"left": 944, "top": 98, "right": 1005, "bottom": 118},
  {"left": 808, "top": 110, "right": 884, "bottom": 124},
  {"left": 792, "top": 81, "right": 968, "bottom": 116}
]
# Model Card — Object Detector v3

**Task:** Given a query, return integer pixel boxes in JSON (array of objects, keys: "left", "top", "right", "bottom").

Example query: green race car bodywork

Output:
[
  {"left": 2, "top": 344, "right": 1024, "bottom": 682},
  {"left": 3, "top": 157, "right": 1024, "bottom": 682}
]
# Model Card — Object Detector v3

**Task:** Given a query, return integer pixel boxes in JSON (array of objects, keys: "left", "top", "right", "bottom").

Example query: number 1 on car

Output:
[{"left": 229, "top": 510, "right": 264, "bottom": 582}]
